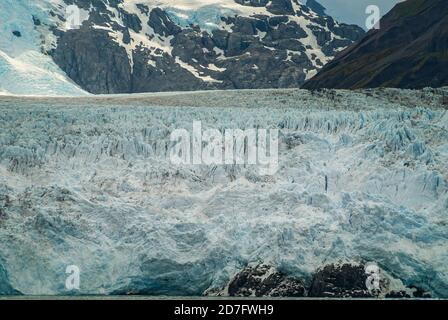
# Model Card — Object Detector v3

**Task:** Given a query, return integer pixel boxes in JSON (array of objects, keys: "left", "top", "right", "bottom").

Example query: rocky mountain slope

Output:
[
  {"left": 303, "top": 0, "right": 448, "bottom": 90},
  {"left": 3, "top": 0, "right": 364, "bottom": 94}
]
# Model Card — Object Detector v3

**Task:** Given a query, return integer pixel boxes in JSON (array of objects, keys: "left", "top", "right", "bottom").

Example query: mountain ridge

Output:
[
  {"left": 302, "top": 0, "right": 448, "bottom": 90},
  {"left": 2, "top": 0, "right": 364, "bottom": 94}
]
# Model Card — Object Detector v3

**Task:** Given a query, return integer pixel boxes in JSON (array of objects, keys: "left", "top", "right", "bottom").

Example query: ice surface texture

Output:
[
  {"left": 0, "top": 88, "right": 447, "bottom": 296},
  {"left": 0, "top": 0, "right": 86, "bottom": 96}
]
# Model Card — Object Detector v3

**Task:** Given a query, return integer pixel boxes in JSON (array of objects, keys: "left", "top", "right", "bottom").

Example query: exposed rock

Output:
[
  {"left": 222, "top": 264, "right": 306, "bottom": 297},
  {"left": 306, "top": 0, "right": 326, "bottom": 17},
  {"left": 235, "top": 0, "right": 270, "bottom": 7},
  {"left": 309, "top": 263, "right": 373, "bottom": 298},
  {"left": 148, "top": 8, "right": 181, "bottom": 37},
  {"left": 385, "top": 291, "right": 412, "bottom": 298},
  {"left": 409, "top": 285, "right": 432, "bottom": 299},
  {"left": 52, "top": 26, "right": 133, "bottom": 94},
  {"left": 32, "top": 15, "right": 42, "bottom": 26},
  {"left": 214, "top": 261, "right": 436, "bottom": 298},
  {"left": 266, "top": 0, "right": 295, "bottom": 15},
  {"left": 385, "top": 286, "right": 432, "bottom": 299}
]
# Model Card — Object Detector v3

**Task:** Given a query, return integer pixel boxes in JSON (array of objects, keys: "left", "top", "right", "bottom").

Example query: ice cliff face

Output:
[
  {"left": 2, "top": 0, "right": 363, "bottom": 94},
  {"left": 0, "top": 0, "right": 86, "bottom": 96},
  {"left": 0, "top": 88, "right": 447, "bottom": 296}
]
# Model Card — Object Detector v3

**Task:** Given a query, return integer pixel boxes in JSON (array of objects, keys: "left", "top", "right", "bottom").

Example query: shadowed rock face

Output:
[
  {"left": 302, "top": 0, "right": 448, "bottom": 90},
  {"left": 53, "top": 26, "right": 133, "bottom": 94},
  {"left": 49, "top": 0, "right": 364, "bottom": 93},
  {"left": 308, "top": 264, "right": 372, "bottom": 297},
  {"left": 226, "top": 264, "right": 306, "bottom": 297},
  {"left": 216, "top": 263, "right": 433, "bottom": 298}
]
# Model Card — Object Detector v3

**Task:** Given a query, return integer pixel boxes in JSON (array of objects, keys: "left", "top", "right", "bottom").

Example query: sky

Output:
[{"left": 316, "top": 0, "right": 404, "bottom": 28}]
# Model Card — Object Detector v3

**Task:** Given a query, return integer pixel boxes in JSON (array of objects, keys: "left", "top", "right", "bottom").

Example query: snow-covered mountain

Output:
[{"left": 1, "top": 0, "right": 364, "bottom": 94}]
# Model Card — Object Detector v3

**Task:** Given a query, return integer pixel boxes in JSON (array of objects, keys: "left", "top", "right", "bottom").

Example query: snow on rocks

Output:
[{"left": 46, "top": 0, "right": 364, "bottom": 93}]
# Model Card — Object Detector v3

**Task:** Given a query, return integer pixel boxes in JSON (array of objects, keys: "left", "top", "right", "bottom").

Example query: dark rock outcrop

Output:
[
  {"left": 224, "top": 264, "right": 306, "bottom": 297},
  {"left": 266, "top": 0, "right": 295, "bottom": 15},
  {"left": 53, "top": 26, "right": 133, "bottom": 94},
  {"left": 385, "top": 291, "right": 412, "bottom": 298},
  {"left": 306, "top": 0, "right": 327, "bottom": 16},
  {"left": 308, "top": 263, "right": 373, "bottom": 298},
  {"left": 235, "top": 0, "right": 269, "bottom": 7},
  {"left": 148, "top": 8, "right": 181, "bottom": 37},
  {"left": 303, "top": 0, "right": 448, "bottom": 89},
  {"left": 215, "top": 262, "right": 434, "bottom": 298}
]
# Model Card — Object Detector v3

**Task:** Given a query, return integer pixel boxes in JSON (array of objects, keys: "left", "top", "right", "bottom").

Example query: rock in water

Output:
[
  {"left": 216, "top": 262, "right": 435, "bottom": 298},
  {"left": 219, "top": 264, "right": 306, "bottom": 297},
  {"left": 309, "top": 263, "right": 373, "bottom": 298}
]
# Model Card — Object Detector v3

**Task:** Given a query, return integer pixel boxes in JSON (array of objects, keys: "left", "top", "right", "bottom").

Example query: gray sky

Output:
[{"left": 317, "top": 0, "right": 404, "bottom": 28}]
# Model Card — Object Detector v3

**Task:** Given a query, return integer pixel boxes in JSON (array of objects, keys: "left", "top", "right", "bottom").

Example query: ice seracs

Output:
[{"left": 0, "top": 88, "right": 447, "bottom": 297}]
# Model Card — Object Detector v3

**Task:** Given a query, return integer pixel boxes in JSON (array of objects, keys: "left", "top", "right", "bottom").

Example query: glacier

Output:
[
  {"left": 0, "top": 0, "right": 86, "bottom": 96},
  {"left": 0, "top": 50, "right": 87, "bottom": 96},
  {"left": 0, "top": 88, "right": 447, "bottom": 297}
]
